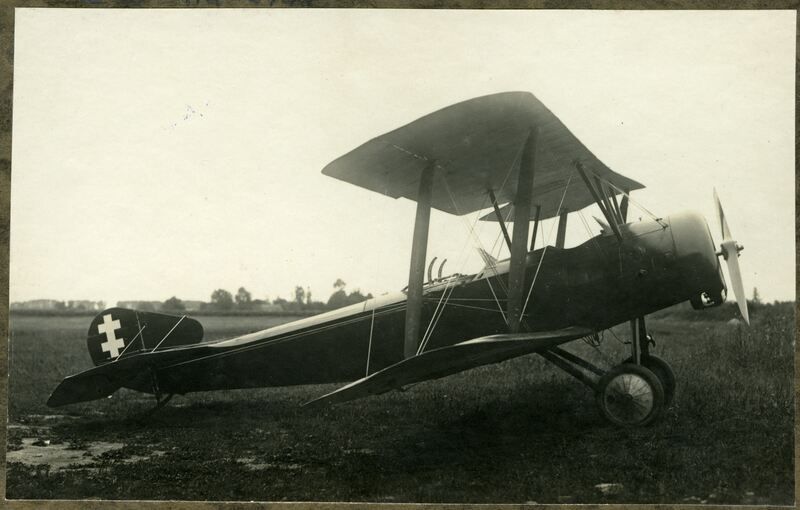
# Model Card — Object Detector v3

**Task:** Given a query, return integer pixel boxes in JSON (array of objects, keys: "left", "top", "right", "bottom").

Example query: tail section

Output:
[
  {"left": 88, "top": 308, "right": 203, "bottom": 365},
  {"left": 48, "top": 308, "right": 204, "bottom": 407}
]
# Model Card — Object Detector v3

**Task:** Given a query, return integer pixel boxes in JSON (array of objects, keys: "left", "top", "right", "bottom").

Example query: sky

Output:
[{"left": 10, "top": 9, "right": 796, "bottom": 306}]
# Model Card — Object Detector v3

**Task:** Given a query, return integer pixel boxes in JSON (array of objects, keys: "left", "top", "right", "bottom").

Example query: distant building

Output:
[
  {"left": 67, "top": 300, "right": 104, "bottom": 311},
  {"left": 251, "top": 302, "right": 284, "bottom": 313},
  {"left": 116, "top": 301, "right": 164, "bottom": 312},
  {"left": 182, "top": 300, "right": 205, "bottom": 312},
  {"left": 10, "top": 299, "right": 64, "bottom": 311}
]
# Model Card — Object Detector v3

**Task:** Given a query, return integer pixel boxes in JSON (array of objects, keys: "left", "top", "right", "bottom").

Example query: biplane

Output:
[{"left": 48, "top": 91, "right": 749, "bottom": 427}]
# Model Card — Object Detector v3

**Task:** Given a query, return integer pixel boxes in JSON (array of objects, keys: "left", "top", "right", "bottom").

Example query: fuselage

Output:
[{"left": 147, "top": 211, "right": 724, "bottom": 396}]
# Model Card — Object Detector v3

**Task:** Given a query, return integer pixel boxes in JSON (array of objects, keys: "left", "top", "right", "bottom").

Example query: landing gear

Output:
[
  {"left": 151, "top": 392, "right": 174, "bottom": 413},
  {"left": 146, "top": 368, "right": 174, "bottom": 415},
  {"left": 621, "top": 316, "right": 676, "bottom": 406},
  {"left": 622, "top": 354, "right": 676, "bottom": 405},
  {"left": 596, "top": 363, "right": 665, "bottom": 427},
  {"left": 539, "top": 315, "right": 675, "bottom": 427}
]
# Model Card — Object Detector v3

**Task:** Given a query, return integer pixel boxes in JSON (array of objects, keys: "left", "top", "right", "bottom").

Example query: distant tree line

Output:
[
  {"left": 9, "top": 299, "right": 105, "bottom": 312},
  {"left": 160, "top": 278, "right": 373, "bottom": 314},
  {"left": 650, "top": 287, "right": 783, "bottom": 323}
]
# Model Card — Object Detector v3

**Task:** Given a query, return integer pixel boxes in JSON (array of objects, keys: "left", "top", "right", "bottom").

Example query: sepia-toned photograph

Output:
[{"left": 6, "top": 8, "right": 796, "bottom": 504}]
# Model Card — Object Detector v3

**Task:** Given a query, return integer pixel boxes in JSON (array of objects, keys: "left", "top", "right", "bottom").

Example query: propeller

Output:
[{"left": 713, "top": 189, "right": 749, "bottom": 325}]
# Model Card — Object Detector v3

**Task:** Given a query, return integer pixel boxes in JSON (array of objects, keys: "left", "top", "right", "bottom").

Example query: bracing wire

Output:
[
  {"left": 480, "top": 201, "right": 515, "bottom": 297},
  {"left": 415, "top": 175, "right": 494, "bottom": 354},
  {"left": 417, "top": 281, "right": 457, "bottom": 354},
  {"left": 577, "top": 209, "right": 606, "bottom": 256},
  {"left": 442, "top": 179, "right": 509, "bottom": 322},
  {"left": 162, "top": 303, "right": 409, "bottom": 370},
  {"left": 365, "top": 307, "right": 376, "bottom": 376},
  {"left": 418, "top": 275, "right": 457, "bottom": 354},
  {"left": 600, "top": 177, "right": 663, "bottom": 224},
  {"left": 423, "top": 146, "right": 524, "bottom": 348},
  {"left": 521, "top": 174, "right": 573, "bottom": 317}
]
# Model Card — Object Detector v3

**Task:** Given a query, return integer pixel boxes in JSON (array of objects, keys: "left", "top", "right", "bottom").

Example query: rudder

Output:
[{"left": 87, "top": 308, "right": 203, "bottom": 365}]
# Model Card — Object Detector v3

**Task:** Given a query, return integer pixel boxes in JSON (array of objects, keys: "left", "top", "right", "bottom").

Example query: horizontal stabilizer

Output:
[
  {"left": 304, "top": 326, "right": 592, "bottom": 407},
  {"left": 47, "top": 372, "right": 121, "bottom": 407},
  {"left": 48, "top": 346, "right": 190, "bottom": 407},
  {"left": 322, "top": 92, "right": 643, "bottom": 220}
]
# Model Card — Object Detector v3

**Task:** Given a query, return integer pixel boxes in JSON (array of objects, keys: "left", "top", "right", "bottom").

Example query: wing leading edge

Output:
[{"left": 304, "top": 326, "right": 593, "bottom": 407}]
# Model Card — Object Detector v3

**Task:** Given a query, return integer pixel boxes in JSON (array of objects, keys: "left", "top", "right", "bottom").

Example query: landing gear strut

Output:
[
  {"left": 147, "top": 368, "right": 174, "bottom": 415},
  {"left": 540, "top": 316, "right": 675, "bottom": 427},
  {"left": 622, "top": 354, "right": 675, "bottom": 406}
]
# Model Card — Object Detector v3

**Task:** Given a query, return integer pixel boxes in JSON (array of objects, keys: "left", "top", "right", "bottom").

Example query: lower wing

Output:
[{"left": 304, "top": 326, "right": 593, "bottom": 407}]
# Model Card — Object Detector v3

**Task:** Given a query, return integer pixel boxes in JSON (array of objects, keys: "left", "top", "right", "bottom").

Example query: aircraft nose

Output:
[{"left": 667, "top": 211, "right": 726, "bottom": 302}]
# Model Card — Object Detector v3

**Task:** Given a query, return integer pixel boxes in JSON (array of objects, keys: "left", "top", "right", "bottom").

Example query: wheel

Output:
[
  {"left": 596, "top": 363, "right": 665, "bottom": 427},
  {"left": 623, "top": 354, "right": 676, "bottom": 406}
]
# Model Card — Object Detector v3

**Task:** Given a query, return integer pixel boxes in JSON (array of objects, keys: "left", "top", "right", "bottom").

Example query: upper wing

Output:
[
  {"left": 322, "top": 91, "right": 643, "bottom": 221},
  {"left": 304, "top": 326, "right": 593, "bottom": 407}
]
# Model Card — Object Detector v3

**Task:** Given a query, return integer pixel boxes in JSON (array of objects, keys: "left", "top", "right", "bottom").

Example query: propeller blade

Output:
[
  {"left": 713, "top": 188, "right": 732, "bottom": 241},
  {"left": 721, "top": 240, "right": 750, "bottom": 325},
  {"left": 714, "top": 189, "right": 749, "bottom": 325}
]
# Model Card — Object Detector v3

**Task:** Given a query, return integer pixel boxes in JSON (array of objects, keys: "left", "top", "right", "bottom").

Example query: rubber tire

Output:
[
  {"left": 623, "top": 354, "right": 676, "bottom": 407},
  {"left": 596, "top": 363, "right": 666, "bottom": 427}
]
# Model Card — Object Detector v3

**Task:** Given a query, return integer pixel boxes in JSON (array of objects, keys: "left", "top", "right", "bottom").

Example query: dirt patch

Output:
[
  {"left": 7, "top": 429, "right": 168, "bottom": 473},
  {"left": 7, "top": 438, "right": 125, "bottom": 470}
]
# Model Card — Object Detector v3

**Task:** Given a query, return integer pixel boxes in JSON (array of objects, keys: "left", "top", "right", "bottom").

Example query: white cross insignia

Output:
[{"left": 97, "top": 313, "right": 125, "bottom": 359}]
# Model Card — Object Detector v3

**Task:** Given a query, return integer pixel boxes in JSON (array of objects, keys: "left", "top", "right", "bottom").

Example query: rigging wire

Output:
[
  {"left": 162, "top": 303, "right": 409, "bottom": 370},
  {"left": 433, "top": 145, "right": 523, "bottom": 341},
  {"left": 416, "top": 177, "right": 493, "bottom": 354},
  {"left": 600, "top": 177, "right": 663, "bottom": 225},
  {"left": 576, "top": 209, "right": 607, "bottom": 257},
  {"left": 442, "top": 178, "right": 509, "bottom": 324},
  {"left": 180, "top": 140, "right": 529, "bottom": 367},
  {"left": 479, "top": 201, "right": 514, "bottom": 299},
  {"left": 417, "top": 281, "right": 457, "bottom": 354},
  {"left": 520, "top": 174, "right": 573, "bottom": 317},
  {"left": 365, "top": 307, "right": 376, "bottom": 376}
]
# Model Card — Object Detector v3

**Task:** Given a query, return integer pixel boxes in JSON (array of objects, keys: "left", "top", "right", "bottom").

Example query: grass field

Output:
[{"left": 6, "top": 305, "right": 795, "bottom": 503}]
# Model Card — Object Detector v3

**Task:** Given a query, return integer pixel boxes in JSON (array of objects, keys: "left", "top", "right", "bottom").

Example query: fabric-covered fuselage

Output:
[{"left": 149, "top": 212, "right": 723, "bottom": 396}]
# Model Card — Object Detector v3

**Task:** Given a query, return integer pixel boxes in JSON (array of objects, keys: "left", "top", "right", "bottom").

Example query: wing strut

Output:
[
  {"left": 608, "top": 185, "right": 624, "bottom": 224},
  {"left": 555, "top": 209, "right": 568, "bottom": 248},
  {"left": 488, "top": 188, "right": 512, "bottom": 251},
  {"left": 620, "top": 191, "right": 630, "bottom": 222},
  {"left": 404, "top": 160, "right": 437, "bottom": 358},
  {"left": 507, "top": 127, "right": 538, "bottom": 333},
  {"left": 529, "top": 205, "right": 541, "bottom": 251},
  {"left": 574, "top": 161, "right": 623, "bottom": 241}
]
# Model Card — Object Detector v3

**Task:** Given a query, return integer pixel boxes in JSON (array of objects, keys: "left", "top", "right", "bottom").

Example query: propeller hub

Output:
[{"left": 717, "top": 240, "right": 745, "bottom": 261}]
